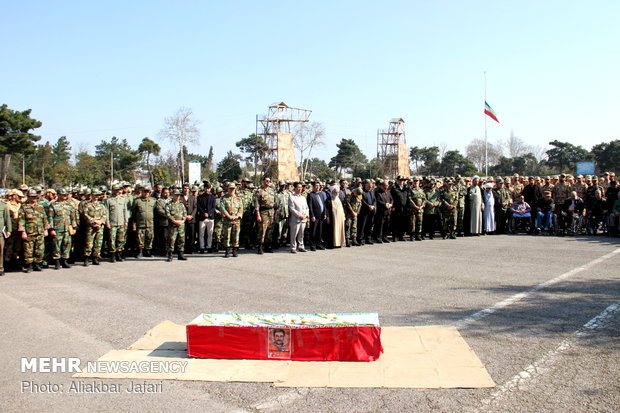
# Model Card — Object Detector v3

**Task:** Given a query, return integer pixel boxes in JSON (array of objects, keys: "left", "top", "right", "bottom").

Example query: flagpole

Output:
[{"left": 484, "top": 71, "right": 488, "bottom": 177}]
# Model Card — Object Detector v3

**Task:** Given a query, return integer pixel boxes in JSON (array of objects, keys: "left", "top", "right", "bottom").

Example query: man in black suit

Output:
[
  {"left": 307, "top": 182, "right": 327, "bottom": 251},
  {"left": 357, "top": 179, "right": 376, "bottom": 245},
  {"left": 522, "top": 176, "right": 543, "bottom": 233},
  {"left": 181, "top": 184, "right": 198, "bottom": 253},
  {"left": 390, "top": 176, "right": 409, "bottom": 241},
  {"left": 373, "top": 180, "right": 393, "bottom": 243}
]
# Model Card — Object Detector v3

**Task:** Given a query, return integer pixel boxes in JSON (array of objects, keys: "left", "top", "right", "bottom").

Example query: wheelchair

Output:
[{"left": 509, "top": 212, "right": 532, "bottom": 234}]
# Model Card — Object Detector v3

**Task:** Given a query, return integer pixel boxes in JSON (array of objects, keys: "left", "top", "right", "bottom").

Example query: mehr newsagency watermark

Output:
[{"left": 20, "top": 357, "right": 188, "bottom": 394}]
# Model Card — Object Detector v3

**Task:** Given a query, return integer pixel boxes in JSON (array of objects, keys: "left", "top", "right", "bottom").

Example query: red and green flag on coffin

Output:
[{"left": 484, "top": 101, "right": 500, "bottom": 123}]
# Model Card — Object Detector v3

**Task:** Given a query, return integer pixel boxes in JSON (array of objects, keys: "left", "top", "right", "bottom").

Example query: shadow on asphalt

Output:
[{"left": 387, "top": 277, "right": 620, "bottom": 349}]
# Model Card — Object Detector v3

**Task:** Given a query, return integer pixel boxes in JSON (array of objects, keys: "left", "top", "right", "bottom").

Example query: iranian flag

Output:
[{"left": 484, "top": 101, "right": 500, "bottom": 123}]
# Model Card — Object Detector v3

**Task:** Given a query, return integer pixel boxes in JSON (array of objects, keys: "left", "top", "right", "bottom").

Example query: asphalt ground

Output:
[{"left": 1, "top": 233, "right": 619, "bottom": 413}]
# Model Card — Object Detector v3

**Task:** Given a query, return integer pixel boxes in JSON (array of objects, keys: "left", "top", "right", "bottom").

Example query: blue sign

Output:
[{"left": 576, "top": 162, "right": 595, "bottom": 175}]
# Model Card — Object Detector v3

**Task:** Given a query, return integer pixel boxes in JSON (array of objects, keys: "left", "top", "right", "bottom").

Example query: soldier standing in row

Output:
[
  {"left": 132, "top": 186, "right": 156, "bottom": 258},
  {"left": 253, "top": 177, "right": 277, "bottom": 254},
  {"left": 105, "top": 184, "right": 129, "bottom": 263},
  {"left": 82, "top": 190, "right": 107, "bottom": 266},
  {"left": 344, "top": 187, "right": 362, "bottom": 246},
  {"left": 0, "top": 194, "right": 12, "bottom": 276},
  {"left": 212, "top": 186, "right": 224, "bottom": 252},
  {"left": 439, "top": 179, "right": 458, "bottom": 239},
  {"left": 220, "top": 183, "right": 243, "bottom": 258},
  {"left": 165, "top": 189, "right": 188, "bottom": 262},
  {"left": 275, "top": 181, "right": 290, "bottom": 248},
  {"left": 4, "top": 190, "right": 23, "bottom": 272},
  {"left": 408, "top": 177, "right": 426, "bottom": 241},
  {"left": 18, "top": 190, "right": 49, "bottom": 273},
  {"left": 47, "top": 188, "right": 76, "bottom": 269}
]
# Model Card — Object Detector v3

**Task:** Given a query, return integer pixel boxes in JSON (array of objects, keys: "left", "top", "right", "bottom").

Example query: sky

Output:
[{"left": 2, "top": 0, "right": 619, "bottom": 165}]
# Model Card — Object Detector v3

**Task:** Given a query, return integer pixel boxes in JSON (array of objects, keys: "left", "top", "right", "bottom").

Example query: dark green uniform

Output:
[
  {"left": 132, "top": 197, "right": 156, "bottom": 250},
  {"left": 105, "top": 195, "right": 128, "bottom": 254}
]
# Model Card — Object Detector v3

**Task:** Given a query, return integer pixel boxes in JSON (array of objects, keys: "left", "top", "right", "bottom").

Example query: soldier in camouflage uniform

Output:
[
  {"left": 18, "top": 190, "right": 49, "bottom": 273},
  {"left": 344, "top": 187, "right": 362, "bottom": 246},
  {"left": 47, "top": 188, "right": 77, "bottom": 269},
  {"left": 423, "top": 179, "right": 441, "bottom": 239},
  {"left": 0, "top": 193, "right": 12, "bottom": 275},
  {"left": 220, "top": 183, "right": 244, "bottom": 258},
  {"left": 253, "top": 177, "right": 278, "bottom": 254},
  {"left": 407, "top": 177, "right": 426, "bottom": 241},
  {"left": 493, "top": 178, "right": 512, "bottom": 234},
  {"left": 439, "top": 179, "right": 459, "bottom": 239},
  {"left": 275, "top": 181, "right": 290, "bottom": 248},
  {"left": 4, "top": 189, "right": 24, "bottom": 271},
  {"left": 212, "top": 187, "right": 224, "bottom": 252},
  {"left": 553, "top": 173, "right": 572, "bottom": 233},
  {"left": 452, "top": 175, "right": 467, "bottom": 236},
  {"left": 238, "top": 178, "right": 255, "bottom": 249},
  {"left": 105, "top": 184, "right": 129, "bottom": 262},
  {"left": 132, "top": 186, "right": 156, "bottom": 258},
  {"left": 82, "top": 189, "right": 107, "bottom": 266},
  {"left": 165, "top": 189, "right": 188, "bottom": 262}
]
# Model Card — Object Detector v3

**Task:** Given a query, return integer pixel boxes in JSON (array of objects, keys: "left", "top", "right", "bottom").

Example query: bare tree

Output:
[
  {"left": 157, "top": 107, "right": 200, "bottom": 184},
  {"left": 503, "top": 131, "right": 532, "bottom": 158},
  {"left": 293, "top": 121, "right": 325, "bottom": 180},
  {"left": 438, "top": 142, "right": 449, "bottom": 160},
  {"left": 465, "top": 138, "right": 501, "bottom": 172}
]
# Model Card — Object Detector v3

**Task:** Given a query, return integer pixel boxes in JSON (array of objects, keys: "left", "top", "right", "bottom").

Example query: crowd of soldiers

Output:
[{"left": 0, "top": 171, "right": 618, "bottom": 275}]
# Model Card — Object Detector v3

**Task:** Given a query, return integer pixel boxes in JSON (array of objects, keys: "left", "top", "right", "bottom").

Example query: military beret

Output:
[
  {"left": 227, "top": 183, "right": 236, "bottom": 189},
  {"left": 496, "top": 178, "right": 504, "bottom": 184},
  {"left": 143, "top": 185, "right": 152, "bottom": 192},
  {"left": 352, "top": 187, "right": 363, "bottom": 195},
  {"left": 173, "top": 189, "right": 182, "bottom": 195},
  {"left": 215, "top": 186, "right": 224, "bottom": 193},
  {"left": 27, "top": 189, "right": 38, "bottom": 197},
  {"left": 111, "top": 184, "right": 122, "bottom": 190},
  {"left": 92, "top": 189, "right": 103, "bottom": 195},
  {"left": 57, "top": 188, "right": 68, "bottom": 195}
]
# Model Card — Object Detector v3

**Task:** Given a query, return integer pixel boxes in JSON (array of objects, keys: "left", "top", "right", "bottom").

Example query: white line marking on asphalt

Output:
[
  {"left": 455, "top": 248, "right": 620, "bottom": 328},
  {"left": 475, "top": 302, "right": 620, "bottom": 412}
]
